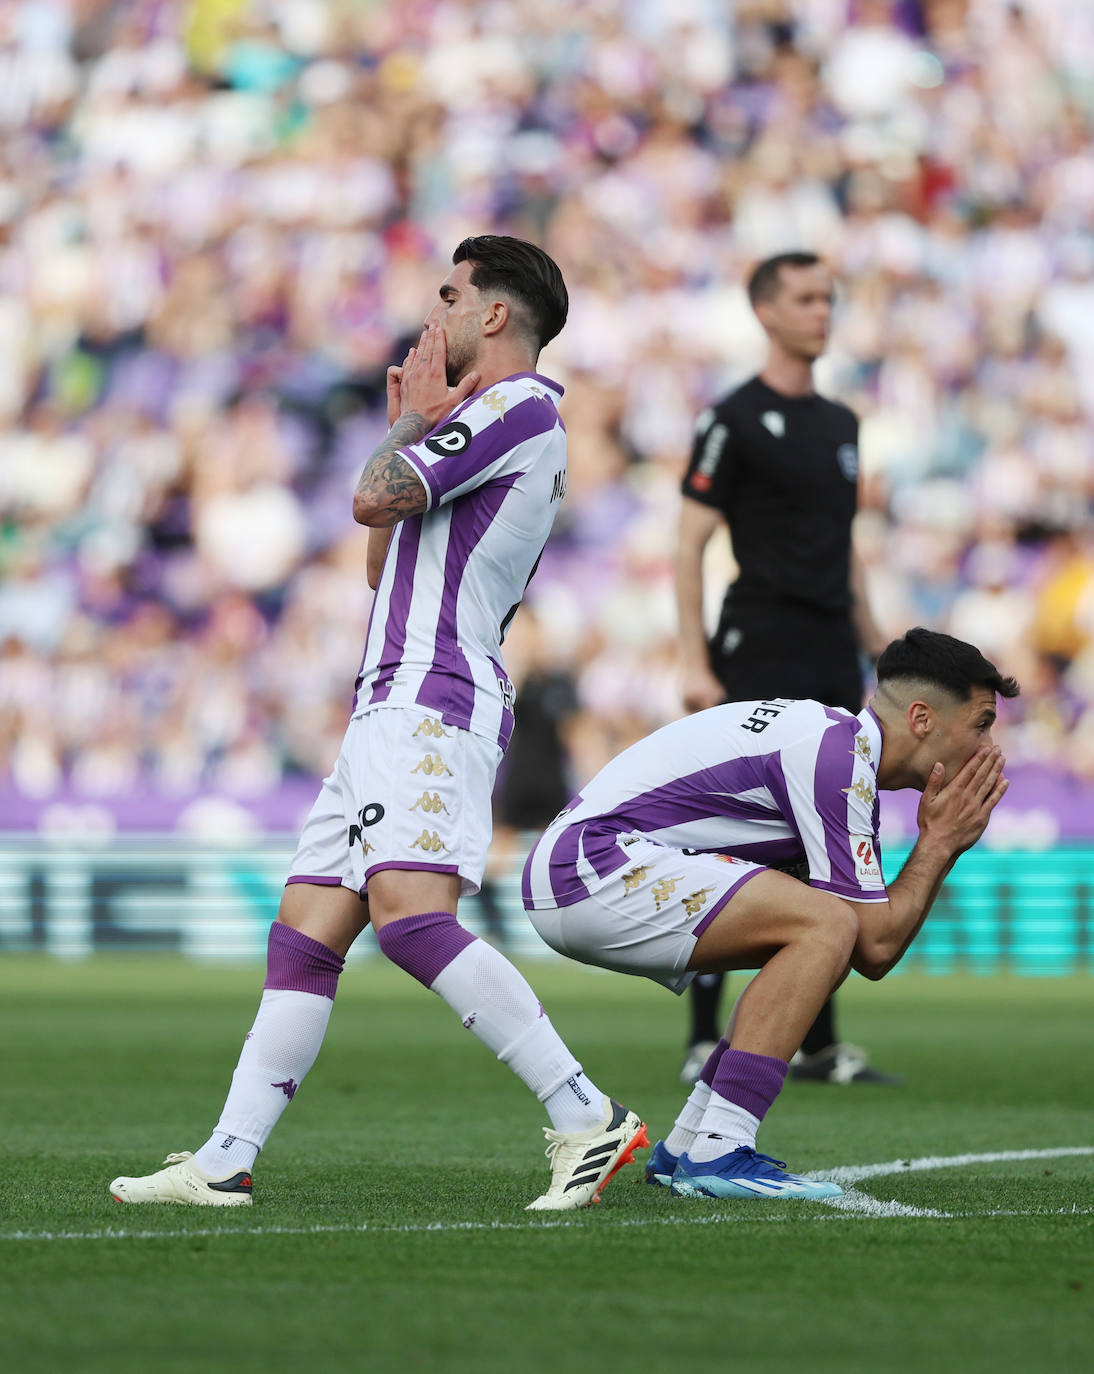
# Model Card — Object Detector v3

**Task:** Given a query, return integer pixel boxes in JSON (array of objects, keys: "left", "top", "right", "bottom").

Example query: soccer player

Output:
[
  {"left": 522, "top": 628, "right": 1017, "bottom": 1199},
  {"left": 110, "top": 237, "right": 646, "bottom": 1212},
  {"left": 675, "top": 250, "right": 893, "bottom": 1086}
]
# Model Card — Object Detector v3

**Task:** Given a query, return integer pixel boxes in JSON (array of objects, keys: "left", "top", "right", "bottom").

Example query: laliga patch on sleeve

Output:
[{"left": 850, "top": 835, "right": 884, "bottom": 890}]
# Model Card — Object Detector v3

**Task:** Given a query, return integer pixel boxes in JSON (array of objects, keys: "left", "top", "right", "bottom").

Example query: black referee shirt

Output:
[{"left": 682, "top": 376, "right": 859, "bottom": 614}]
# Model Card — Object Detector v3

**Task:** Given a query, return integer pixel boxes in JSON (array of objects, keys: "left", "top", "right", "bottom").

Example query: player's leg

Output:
[
  {"left": 109, "top": 881, "right": 366, "bottom": 1206},
  {"left": 357, "top": 709, "right": 645, "bottom": 1210},
  {"left": 668, "top": 872, "right": 854, "bottom": 1199},
  {"left": 366, "top": 866, "right": 646, "bottom": 1210},
  {"left": 110, "top": 749, "right": 367, "bottom": 1206}
]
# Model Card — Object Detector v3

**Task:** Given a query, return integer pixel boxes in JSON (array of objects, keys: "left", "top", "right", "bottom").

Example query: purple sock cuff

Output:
[
  {"left": 375, "top": 911, "right": 477, "bottom": 988},
  {"left": 263, "top": 922, "right": 345, "bottom": 1000},
  {"left": 699, "top": 1038, "right": 731, "bottom": 1090},
  {"left": 711, "top": 1048, "right": 788, "bottom": 1121}
]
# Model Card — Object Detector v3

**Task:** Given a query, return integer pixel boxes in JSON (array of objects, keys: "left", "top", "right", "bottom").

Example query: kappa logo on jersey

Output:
[
  {"left": 482, "top": 389, "right": 507, "bottom": 418},
  {"left": 851, "top": 835, "right": 883, "bottom": 888},
  {"left": 411, "top": 791, "right": 450, "bottom": 815},
  {"left": 424, "top": 421, "right": 472, "bottom": 456},
  {"left": 843, "top": 777, "right": 876, "bottom": 805},
  {"left": 852, "top": 732, "right": 873, "bottom": 763},
  {"left": 837, "top": 443, "right": 859, "bottom": 481},
  {"left": 761, "top": 410, "right": 785, "bottom": 438}
]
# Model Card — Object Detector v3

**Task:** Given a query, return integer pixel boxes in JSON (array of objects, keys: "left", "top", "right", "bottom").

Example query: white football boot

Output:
[
  {"left": 110, "top": 1151, "right": 253, "bottom": 1206},
  {"left": 525, "top": 1098, "right": 648, "bottom": 1211}
]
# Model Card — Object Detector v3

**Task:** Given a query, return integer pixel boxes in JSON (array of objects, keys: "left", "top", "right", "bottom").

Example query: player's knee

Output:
[{"left": 802, "top": 892, "right": 858, "bottom": 962}]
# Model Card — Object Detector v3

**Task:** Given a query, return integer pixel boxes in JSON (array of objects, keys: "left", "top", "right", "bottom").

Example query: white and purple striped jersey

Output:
[
  {"left": 355, "top": 372, "right": 567, "bottom": 751},
  {"left": 523, "top": 699, "right": 889, "bottom": 909}
]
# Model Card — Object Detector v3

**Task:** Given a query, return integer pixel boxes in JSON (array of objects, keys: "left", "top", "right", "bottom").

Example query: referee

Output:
[{"left": 674, "top": 250, "right": 899, "bottom": 1087}]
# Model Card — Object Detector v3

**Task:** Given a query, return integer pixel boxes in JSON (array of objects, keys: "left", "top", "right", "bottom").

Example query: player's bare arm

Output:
[
  {"left": 675, "top": 497, "right": 729, "bottom": 712},
  {"left": 848, "top": 745, "right": 1008, "bottom": 979}
]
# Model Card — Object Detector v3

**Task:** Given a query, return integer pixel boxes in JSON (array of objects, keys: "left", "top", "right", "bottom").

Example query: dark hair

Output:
[
  {"left": 877, "top": 627, "right": 1020, "bottom": 700},
  {"left": 747, "top": 251, "right": 822, "bottom": 305},
  {"left": 452, "top": 235, "right": 568, "bottom": 351}
]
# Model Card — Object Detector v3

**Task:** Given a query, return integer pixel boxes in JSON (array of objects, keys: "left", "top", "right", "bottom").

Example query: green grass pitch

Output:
[{"left": 1, "top": 957, "right": 1091, "bottom": 1373}]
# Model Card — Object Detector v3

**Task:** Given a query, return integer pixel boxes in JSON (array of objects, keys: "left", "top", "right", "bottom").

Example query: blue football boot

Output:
[
  {"left": 644, "top": 1139, "right": 679, "bottom": 1188},
  {"left": 671, "top": 1145, "right": 842, "bottom": 1200}
]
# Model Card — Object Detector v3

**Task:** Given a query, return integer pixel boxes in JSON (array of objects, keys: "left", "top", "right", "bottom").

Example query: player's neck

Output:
[
  {"left": 759, "top": 352, "right": 815, "bottom": 398},
  {"left": 467, "top": 345, "right": 541, "bottom": 392}
]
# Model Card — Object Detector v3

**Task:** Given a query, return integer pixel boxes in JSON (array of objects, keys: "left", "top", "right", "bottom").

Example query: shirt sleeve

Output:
[
  {"left": 776, "top": 722, "right": 888, "bottom": 903},
  {"left": 681, "top": 405, "right": 733, "bottom": 509},
  {"left": 398, "top": 384, "right": 561, "bottom": 511}
]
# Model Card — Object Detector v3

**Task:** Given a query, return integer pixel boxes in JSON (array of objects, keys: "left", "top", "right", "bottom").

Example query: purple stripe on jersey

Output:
[
  {"left": 403, "top": 396, "right": 557, "bottom": 506},
  {"left": 760, "top": 753, "right": 805, "bottom": 849},
  {"left": 593, "top": 753, "right": 780, "bottom": 837},
  {"left": 414, "top": 477, "right": 518, "bottom": 724},
  {"left": 522, "top": 797, "right": 583, "bottom": 905},
  {"left": 812, "top": 717, "right": 877, "bottom": 893},
  {"left": 367, "top": 517, "right": 422, "bottom": 706}
]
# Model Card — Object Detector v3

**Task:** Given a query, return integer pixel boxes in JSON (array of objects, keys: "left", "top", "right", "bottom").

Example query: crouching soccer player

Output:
[{"left": 522, "top": 628, "right": 1017, "bottom": 1200}]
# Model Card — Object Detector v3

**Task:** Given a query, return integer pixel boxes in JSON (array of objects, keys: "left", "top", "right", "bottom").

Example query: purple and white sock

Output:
[
  {"left": 376, "top": 912, "right": 604, "bottom": 1132},
  {"left": 193, "top": 923, "right": 344, "bottom": 1176},
  {"left": 690, "top": 1048, "right": 788, "bottom": 1162},
  {"left": 665, "top": 1038, "right": 729, "bottom": 1156}
]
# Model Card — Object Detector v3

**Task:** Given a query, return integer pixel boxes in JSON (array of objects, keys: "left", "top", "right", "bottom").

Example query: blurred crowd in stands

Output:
[{"left": 4, "top": 0, "right": 1094, "bottom": 831}]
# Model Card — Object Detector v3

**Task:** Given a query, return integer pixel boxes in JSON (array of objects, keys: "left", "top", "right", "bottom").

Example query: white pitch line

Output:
[
  {"left": 805, "top": 1146, "right": 1094, "bottom": 1218},
  {"left": 2, "top": 1146, "right": 1091, "bottom": 1243}
]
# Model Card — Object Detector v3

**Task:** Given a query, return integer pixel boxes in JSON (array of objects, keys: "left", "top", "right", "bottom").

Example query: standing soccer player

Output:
[
  {"left": 110, "top": 237, "right": 646, "bottom": 1212},
  {"left": 523, "top": 628, "right": 1017, "bottom": 1198},
  {"left": 675, "top": 251, "right": 894, "bottom": 1085}
]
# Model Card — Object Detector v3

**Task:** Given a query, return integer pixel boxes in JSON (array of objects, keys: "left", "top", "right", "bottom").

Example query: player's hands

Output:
[
  {"left": 681, "top": 664, "right": 726, "bottom": 713},
  {"left": 394, "top": 322, "right": 480, "bottom": 430},
  {"left": 386, "top": 346, "right": 415, "bottom": 426},
  {"left": 915, "top": 746, "right": 1008, "bottom": 857}
]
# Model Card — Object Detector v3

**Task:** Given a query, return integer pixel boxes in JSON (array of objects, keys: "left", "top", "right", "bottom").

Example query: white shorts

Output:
[
  {"left": 287, "top": 705, "right": 502, "bottom": 899},
  {"left": 526, "top": 837, "right": 765, "bottom": 994}
]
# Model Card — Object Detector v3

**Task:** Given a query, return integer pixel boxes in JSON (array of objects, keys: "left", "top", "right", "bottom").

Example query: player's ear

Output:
[
  {"left": 908, "top": 700, "right": 932, "bottom": 739},
  {"left": 482, "top": 298, "right": 509, "bottom": 337}
]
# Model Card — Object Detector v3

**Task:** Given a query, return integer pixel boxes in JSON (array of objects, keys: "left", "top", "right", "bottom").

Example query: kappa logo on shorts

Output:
[
  {"left": 622, "top": 865, "right": 652, "bottom": 894},
  {"left": 424, "top": 421, "right": 472, "bottom": 456},
  {"left": 410, "top": 829, "right": 449, "bottom": 853},
  {"left": 683, "top": 886, "right": 718, "bottom": 917},
  {"left": 413, "top": 718, "right": 451, "bottom": 740},
  {"left": 412, "top": 753, "right": 452, "bottom": 777},
  {"left": 651, "top": 877, "right": 683, "bottom": 911},
  {"left": 411, "top": 791, "right": 450, "bottom": 815}
]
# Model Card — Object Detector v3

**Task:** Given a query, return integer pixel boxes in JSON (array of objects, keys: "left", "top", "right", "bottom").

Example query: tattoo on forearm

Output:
[{"left": 355, "top": 413, "right": 430, "bottom": 524}]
